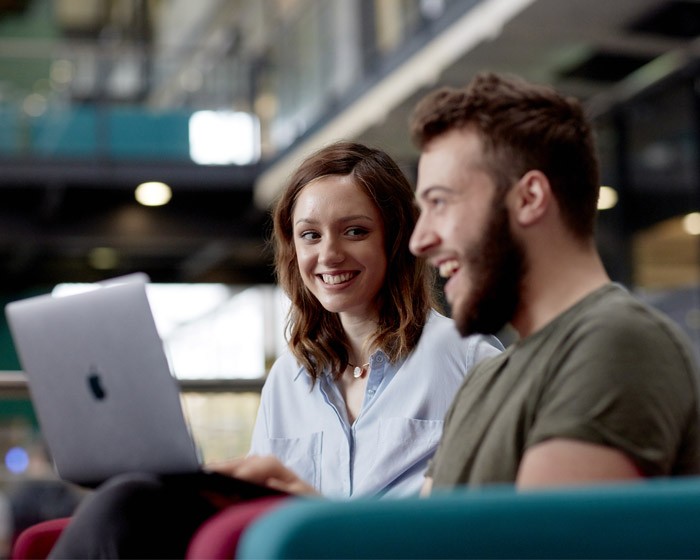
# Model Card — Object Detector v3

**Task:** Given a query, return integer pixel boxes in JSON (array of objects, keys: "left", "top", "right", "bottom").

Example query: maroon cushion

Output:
[
  {"left": 11, "top": 518, "right": 72, "bottom": 560},
  {"left": 186, "top": 496, "right": 290, "bottom": 559}
]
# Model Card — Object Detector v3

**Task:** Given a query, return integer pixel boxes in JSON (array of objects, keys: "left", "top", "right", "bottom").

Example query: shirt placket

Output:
[
  {"left": 349, "top": 352, "right": 386, "bottom": 497},
  {"left": 319, "top": 374, "right": 353, "bottom": 497}
]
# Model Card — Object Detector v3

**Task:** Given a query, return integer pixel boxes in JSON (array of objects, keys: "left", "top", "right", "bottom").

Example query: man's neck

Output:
[{"left": 511, "top": 243, "right": 610, "bottom": 339}]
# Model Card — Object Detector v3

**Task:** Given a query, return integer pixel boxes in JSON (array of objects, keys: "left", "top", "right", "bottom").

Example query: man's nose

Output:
[{"left": 409, "top": 214, "right": 438, "bottom": 257}]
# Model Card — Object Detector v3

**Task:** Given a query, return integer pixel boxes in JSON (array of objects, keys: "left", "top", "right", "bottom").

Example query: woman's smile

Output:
[{"left": 319, "top": 271, "right": 359, "bottom": 285}]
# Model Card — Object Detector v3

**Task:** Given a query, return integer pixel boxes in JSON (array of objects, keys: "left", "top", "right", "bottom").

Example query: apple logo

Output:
[{"left": 87, "top": 365, "right": 107, "bottom": 400}]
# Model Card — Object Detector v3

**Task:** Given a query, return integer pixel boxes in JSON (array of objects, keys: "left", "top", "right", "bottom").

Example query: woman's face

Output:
[{"left": 292, "top": 174, "right": 387, "bottom": 322}]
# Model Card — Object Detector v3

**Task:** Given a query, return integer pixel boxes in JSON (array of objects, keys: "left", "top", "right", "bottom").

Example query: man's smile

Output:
[{"left": 438, "top": 259, "right": 460, "bottom": 279}]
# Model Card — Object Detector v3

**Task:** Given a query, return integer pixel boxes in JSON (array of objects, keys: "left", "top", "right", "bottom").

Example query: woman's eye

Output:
[
  {"left": 299, "top": 231, "right": 319, "bottom": 241},
  {"left": 346, "top": 227, "right": 368, "bottom": 237}
]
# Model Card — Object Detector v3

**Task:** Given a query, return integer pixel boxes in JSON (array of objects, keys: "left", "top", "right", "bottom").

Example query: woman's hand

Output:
[{"left": 207, "top": 455, "right": 320, "bottom": 496}]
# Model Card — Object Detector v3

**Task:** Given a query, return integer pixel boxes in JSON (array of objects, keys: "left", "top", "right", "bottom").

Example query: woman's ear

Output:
[{"left": 509, "top": 170, "right": 551, "bottom": 227}]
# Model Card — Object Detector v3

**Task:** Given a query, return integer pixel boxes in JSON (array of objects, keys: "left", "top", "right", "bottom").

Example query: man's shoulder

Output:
[
  {"left": 575, "top": 284, "right": 690, "bottom": 345},
  {"left": 512, "top": 283, "right": 698, "bottom": 384},
  {"left": 542, "top": 283, "right": 699, "bottom": 385}
]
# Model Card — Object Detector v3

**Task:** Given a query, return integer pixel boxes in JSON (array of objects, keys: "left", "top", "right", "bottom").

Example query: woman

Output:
[
  {"left": 48, "top": 142, "right": 501, "bottom": 558},
  {"left": 239, "top": 141, "right": 501, "bottom": 498}
]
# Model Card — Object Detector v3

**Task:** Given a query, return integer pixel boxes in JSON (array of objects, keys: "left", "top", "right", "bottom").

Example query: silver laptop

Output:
[{"left": 5, "top": 275, "right": 202, "bottom": 487}]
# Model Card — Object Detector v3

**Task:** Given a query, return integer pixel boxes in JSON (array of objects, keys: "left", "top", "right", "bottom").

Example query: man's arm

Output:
[{"left": 516, "top": 438, "right": 643, "bottom": 488}]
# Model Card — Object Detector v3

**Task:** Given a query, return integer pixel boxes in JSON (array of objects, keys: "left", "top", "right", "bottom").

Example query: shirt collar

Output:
[{"left": 292, "top": 348, "right": 391, "bottom": 382}]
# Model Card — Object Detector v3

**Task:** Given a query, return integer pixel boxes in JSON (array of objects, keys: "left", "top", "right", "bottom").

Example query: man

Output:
[
  {"left": 408, "top": 72, "right": 700, "bottom": 493},
  {"left": 222, "top": 73, "right": 699, "bottom": 496}
]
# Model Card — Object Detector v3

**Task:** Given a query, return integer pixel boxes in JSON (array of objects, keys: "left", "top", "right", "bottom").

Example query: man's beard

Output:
[{"left": 453, "top": 198, "right": 526, "bottom": 337}]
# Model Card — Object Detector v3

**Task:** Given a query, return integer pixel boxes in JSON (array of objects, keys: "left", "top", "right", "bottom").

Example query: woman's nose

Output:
[{"left": 319, "top": 238, "right": 344, "bottom": 265}]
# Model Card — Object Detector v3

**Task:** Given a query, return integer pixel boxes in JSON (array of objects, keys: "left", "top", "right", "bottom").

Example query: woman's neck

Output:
[{"left": 340, "top": 312, "right": 379, "bottom": 364}]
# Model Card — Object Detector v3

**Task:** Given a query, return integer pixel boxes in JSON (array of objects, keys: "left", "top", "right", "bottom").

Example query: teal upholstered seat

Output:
[{"left": 238, "top": 477, "right": 700, "bottom": 559}]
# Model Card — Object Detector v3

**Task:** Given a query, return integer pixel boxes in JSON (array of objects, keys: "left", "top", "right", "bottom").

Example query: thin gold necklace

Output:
[{"left": 348, "top": 361, "right": 370, "bottom": 379}]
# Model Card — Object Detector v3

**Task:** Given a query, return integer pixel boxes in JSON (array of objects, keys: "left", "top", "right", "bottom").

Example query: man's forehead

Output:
[
  {"left": 417, "top": 143, "right": 478, "bottom": 183},
  {"left": 424, "top": 127, "right": 482, "bottom": 154}
]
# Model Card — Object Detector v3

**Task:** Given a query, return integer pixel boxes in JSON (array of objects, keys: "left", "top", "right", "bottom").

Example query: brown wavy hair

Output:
[
  {"left": 410, "top": 72, "right": 600, "bottom": 239},
  {"left": 272, "top": 141, "right": 438, "bottom": 381}
]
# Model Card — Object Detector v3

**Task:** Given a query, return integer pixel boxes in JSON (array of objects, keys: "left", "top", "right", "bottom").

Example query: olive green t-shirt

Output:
[{"left": 429, "top": 283, "right": 700, "bottom": 488}]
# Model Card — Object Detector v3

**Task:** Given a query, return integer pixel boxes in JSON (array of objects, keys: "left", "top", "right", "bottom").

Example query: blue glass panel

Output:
[
  {"left": 108, "top": 107, "right": 191, "bottom": 160},
  {"left": 30, "top": 106, "right": 98, "bottom": 157}
]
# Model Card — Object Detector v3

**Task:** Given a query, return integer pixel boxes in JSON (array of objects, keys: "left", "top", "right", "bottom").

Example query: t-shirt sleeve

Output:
[
  {"left": 424, "top": 379, "right": 463, "bottom": 479},
  {"left": 526, "top": 306, "right": 699, "bottom": 476}
]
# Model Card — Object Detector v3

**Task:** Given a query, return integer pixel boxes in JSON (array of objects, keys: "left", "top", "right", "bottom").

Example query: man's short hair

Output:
[{"left": 410, "top": 73, "right": 601, "bottom": 239}]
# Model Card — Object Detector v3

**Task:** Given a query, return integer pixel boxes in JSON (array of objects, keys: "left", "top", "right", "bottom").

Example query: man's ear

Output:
[{"left": 509, "top": 170, "right": 551, "bottom": 227}]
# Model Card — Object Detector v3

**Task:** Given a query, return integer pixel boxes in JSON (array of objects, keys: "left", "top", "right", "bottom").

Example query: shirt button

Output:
[
  {"left": 368, "top": 389, "right": 375, "bottom": 395},
  {"left": 375, "top": 355, "right": 384, "bottom": 364}
]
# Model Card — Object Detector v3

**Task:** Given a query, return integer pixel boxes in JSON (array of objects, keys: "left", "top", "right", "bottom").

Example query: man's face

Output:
[{"left": 409, "top": 127, "right": 525, "bottom": 336}]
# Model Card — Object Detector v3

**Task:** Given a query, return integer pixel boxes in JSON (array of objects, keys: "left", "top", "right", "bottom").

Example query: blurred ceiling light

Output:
[
  {"left": 23, "top": 93, "right": 47, "bottom": 117},
  {"left": 88, "top": 247, "right": 120, "bottom": 270},
  {"left": 135, "top": 181, "right": 172, "bottom": 206},
  {"left": 50, "top": 59, "right": 73, "bottom": 87},
  {"left": 597, "top": 185, "right": 618, "bottom": 210},
  {"left": 189, "top": 111, "right": 261, "bottom": 165},
  {"left": 682, "top": 212, "right": 700, "bottom": 235}
]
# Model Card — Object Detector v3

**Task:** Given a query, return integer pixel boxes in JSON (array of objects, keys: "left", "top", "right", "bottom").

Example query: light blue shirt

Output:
[{"left": 248, "top": 310, "right": 503, "bottom": 499}]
